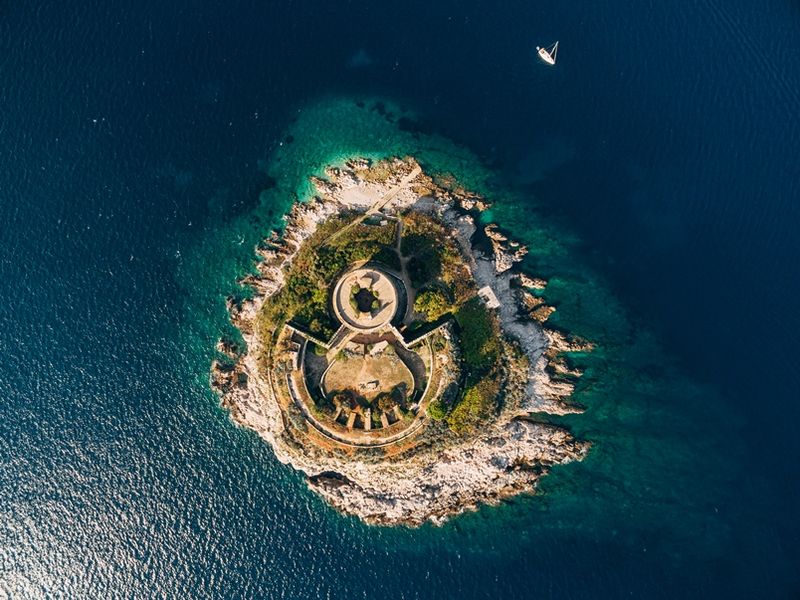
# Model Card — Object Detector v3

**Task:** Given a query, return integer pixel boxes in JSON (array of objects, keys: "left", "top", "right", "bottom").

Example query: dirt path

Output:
[{"left": 322, "top": 166, "right": 421, "bottom": 247}]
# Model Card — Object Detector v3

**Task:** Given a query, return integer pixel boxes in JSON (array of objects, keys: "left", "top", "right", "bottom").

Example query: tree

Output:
[
  {"left": 445, "top": 376, "right": 498, "bottom": 434},
  {"left": 454, "top": 297, "right": 499, "bottom": 382},
  {"left": 427, "top": 398, "right": 447, "bottom": 420},
  {"left": 309, "top": 319, "right": 323, "bottom": 335},
  {"left": 414, "top": 289, "right": 449, "bottom": 321}
]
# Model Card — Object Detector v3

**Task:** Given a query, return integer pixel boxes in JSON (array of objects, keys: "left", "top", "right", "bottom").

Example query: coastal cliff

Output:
[{"left": 211, "top": 157, "right": 591, "bottom": 526}]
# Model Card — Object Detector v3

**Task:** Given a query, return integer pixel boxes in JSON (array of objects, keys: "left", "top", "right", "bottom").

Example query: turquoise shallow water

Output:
[{"left": 2, "top": 0, "right": 799, "bottom": 597}]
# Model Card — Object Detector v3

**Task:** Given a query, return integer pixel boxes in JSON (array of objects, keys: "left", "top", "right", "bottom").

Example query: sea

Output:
[{"left": 1, "top": 1, "right": 799, "bottom": 598}]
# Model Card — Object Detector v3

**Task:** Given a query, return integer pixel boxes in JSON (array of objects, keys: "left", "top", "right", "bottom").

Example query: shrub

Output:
[
  {"left": 427, "top": 398, "right": 447, "bottom": 420},
  {"left": 308, "top": 319, "right": 324, "bottom": 336},
  {"left": 414, "top": 289, "right": 449, "bottom": 321},
  {"left": 390, "top": 382, "right": 408, "bottom": 405},
  {"left": 454, "top": 297, "right": 500, "bottom": 383},
  {"left": 446, "top": 376, "right": 499, "bottom": 434},
  {"left": 407, "top": 255, "right": 437, "bottom": 289}
]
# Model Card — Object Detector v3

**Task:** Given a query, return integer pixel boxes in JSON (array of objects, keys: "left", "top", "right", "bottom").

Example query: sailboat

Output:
[{"left": 536, "top": 41, "right": 558, "bottom": 66}]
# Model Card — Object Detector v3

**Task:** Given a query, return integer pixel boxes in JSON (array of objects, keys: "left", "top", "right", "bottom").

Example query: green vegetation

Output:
[
  {"left": 420, "top": 298, "right": 503, "bottom": 433},
  {"left": 446, "top": 377, "right": 500, "bottom": 434},
  {"left": 402, "top": 212, "right": 472, "bottom": 306},
  {"left": 257, "top": 215, "right": 397, "bottom": 340},
  {"left": 454, "top": 297, "right": 501, "bottom": 382},
  {"left": 399, "top": 216, "right": 504, "bottom": 434},
  {"left": 390, "top": 382, "right": 408, "bottom": 405},
  {"left": 427, "top": 398, "right": 447, "bottom": 420},
  {"left": 310, "top": 386, "right": 337, "bottom": 417},
  {"left": 434, "top": 297, "right": 503, "bottom": 434},
  {"left": 413, "top": 289, "right": 449, "bottom": 321},
  {"left": 402, "top": 214, "right": 445, "bottom": 289}
]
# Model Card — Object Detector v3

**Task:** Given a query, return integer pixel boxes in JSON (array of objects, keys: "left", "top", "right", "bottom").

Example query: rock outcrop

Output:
[{"left": 484, "top": 224, "right": 529, "bottom": 273}]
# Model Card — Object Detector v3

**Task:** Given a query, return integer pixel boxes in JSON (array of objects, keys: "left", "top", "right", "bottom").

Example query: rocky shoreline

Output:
[{"left": 211, "top": 157, "right": 592, "bottom": 526}]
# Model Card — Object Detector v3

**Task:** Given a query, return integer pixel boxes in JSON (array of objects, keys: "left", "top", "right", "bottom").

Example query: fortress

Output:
[{"left": 275, "top": 260, "right": 455, "bottom": 447}]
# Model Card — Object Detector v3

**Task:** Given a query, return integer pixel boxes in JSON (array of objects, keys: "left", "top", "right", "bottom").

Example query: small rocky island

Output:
[{"left": 211, "top": 157, "right": 592, "bottom": 526}]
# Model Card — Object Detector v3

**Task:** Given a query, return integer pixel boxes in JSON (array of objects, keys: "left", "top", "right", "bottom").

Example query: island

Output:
[{"left": 211, "top": 156, "right": 592, "bottom": 526}]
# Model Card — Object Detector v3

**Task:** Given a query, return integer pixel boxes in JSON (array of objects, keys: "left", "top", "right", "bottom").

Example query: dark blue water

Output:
[{"left": 2, "top": 1, "right": 799, "bottom": 597}]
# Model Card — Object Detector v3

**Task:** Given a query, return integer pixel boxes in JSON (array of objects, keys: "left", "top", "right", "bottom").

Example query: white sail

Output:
[{"left": 536, "top": 41, "right": 558, "bottom": 65}]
